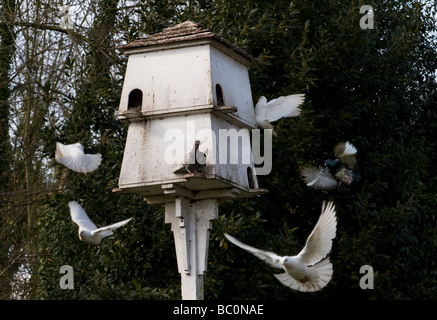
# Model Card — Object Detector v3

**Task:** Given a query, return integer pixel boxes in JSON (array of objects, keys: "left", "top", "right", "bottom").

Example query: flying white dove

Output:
[
  {"left": 224, "top": 201, "right": 337, "bottom": 292},
  {"left": 68, "top": 201, "right": 132, "bottom": 245},
  {"left": 255, "top": 94, "right": 305, "bottom": 136},
  {"left": 55, "top": 142, "right": 102, "bottom": 173}
]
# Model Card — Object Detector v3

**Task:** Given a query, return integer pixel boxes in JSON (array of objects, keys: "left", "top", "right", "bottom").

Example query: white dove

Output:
[
  {"left": 224, "top": 201, "right": 337, "bottom": 292},
  {"left": 55, "top": 142, "right": 102, "bottom": 173},
  {"left": 255, "top": 94, "right": 305, "bottom": 136},
  {"left": 68, "top": 201, "right": 132, "bottom": 245}
]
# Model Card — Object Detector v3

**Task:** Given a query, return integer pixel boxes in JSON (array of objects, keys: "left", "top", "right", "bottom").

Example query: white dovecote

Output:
[{"left": 113, "top": 21, "right": 268, "bottom": 299}]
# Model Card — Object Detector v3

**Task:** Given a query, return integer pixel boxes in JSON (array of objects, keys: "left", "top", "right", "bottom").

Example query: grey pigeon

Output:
[
  {"left": 173, "top": 140, "right": 206, "bottom": 174},
  {"left": 300, "top": 141, "right": 362, "bottom": 197}
]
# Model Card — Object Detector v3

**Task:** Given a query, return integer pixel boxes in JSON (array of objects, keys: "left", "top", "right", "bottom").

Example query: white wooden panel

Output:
[
  {"left": 210, "top": 46, "right": 257, "bottom": 128},
  {"left": 119, "top": 45, "right": 212, "bottom": 114}
]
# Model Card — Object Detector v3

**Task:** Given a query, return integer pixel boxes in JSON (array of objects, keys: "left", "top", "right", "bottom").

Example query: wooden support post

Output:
[{"left": 165, "top": 197, "right": 218, "bottom": 300}]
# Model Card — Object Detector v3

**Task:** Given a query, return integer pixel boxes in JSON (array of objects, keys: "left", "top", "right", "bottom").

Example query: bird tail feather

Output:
[
  {"left": 308, "top": 258, "right": 333, "bottom": 291},
  {"left": 274, "top": 258, "right": 333, "bottom": 292}
]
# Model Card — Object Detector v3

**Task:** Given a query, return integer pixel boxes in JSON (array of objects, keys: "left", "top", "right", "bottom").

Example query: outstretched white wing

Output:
[
  {"left": 264, "top": 94, "right": 305, "bottom": 122},
  {"left": 68, "top": 201, "right": 98, "bottom": 231},
  {"left": 300, "top": 166, "right": 338, "bottom": 190},
  {"left": 297, "top": 201, "right": 337, "bottom": 266},
  {"left": 55, "top": 142, "right": 102, "bottom": 173},
  {"left": 224, "top": 233, "right": 282, "bottom": 269},
  {"left": 93, "top": 217, "right": 133, "bottom": 237},
  {"left": 333, "top": 141, "right": 357, "bottom": 169}
]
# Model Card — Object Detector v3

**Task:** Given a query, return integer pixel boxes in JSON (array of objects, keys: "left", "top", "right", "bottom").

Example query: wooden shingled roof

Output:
[{"left": 117, "top": 21, "right": 259, "bottom": 65}]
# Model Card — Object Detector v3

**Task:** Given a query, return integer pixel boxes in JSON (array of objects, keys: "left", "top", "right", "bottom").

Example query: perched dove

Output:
[
  {"left": 55, "top": 142, "right": 102, "bottom": 173},
  {"left": 255, "top": 94, "right": 305, "bottom": 136},
  {"left": 300, "top": 141, "right": 362, "bottom": 197},
  {"left": 68, "top": 201, "right": 132, "bottom": 245},
  {"left": 173, "top": 140, "right": 206, "bottom": 174},
  {"left": 225, "top": 201, "right": 337, "bottom": 292}
]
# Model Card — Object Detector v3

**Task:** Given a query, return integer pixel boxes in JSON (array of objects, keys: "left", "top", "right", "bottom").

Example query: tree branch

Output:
[{"left": 0, "top": 21, "right": 123, "bottom": 65}]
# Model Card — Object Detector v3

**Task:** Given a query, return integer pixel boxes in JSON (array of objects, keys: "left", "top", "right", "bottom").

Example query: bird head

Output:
[
  {"left": 280, "top": 256, "right": 289, "bottom": 268},
  {"left": 257, "top": 96, "right": 267, "bottom": 104},
  {"left": 256, "top": 96, "right": 267, "bottom": 106},
  {"left": 324, "top": 159, "right": 339, "bottom": 169},
  {"left": 79, "top": 229, "right": 93, "bottom": 242}
]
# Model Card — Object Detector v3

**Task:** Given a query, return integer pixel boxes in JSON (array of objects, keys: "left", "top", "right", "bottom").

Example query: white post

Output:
[{"left": 165, "top": 197, "right": 218, "bottom": 300}]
